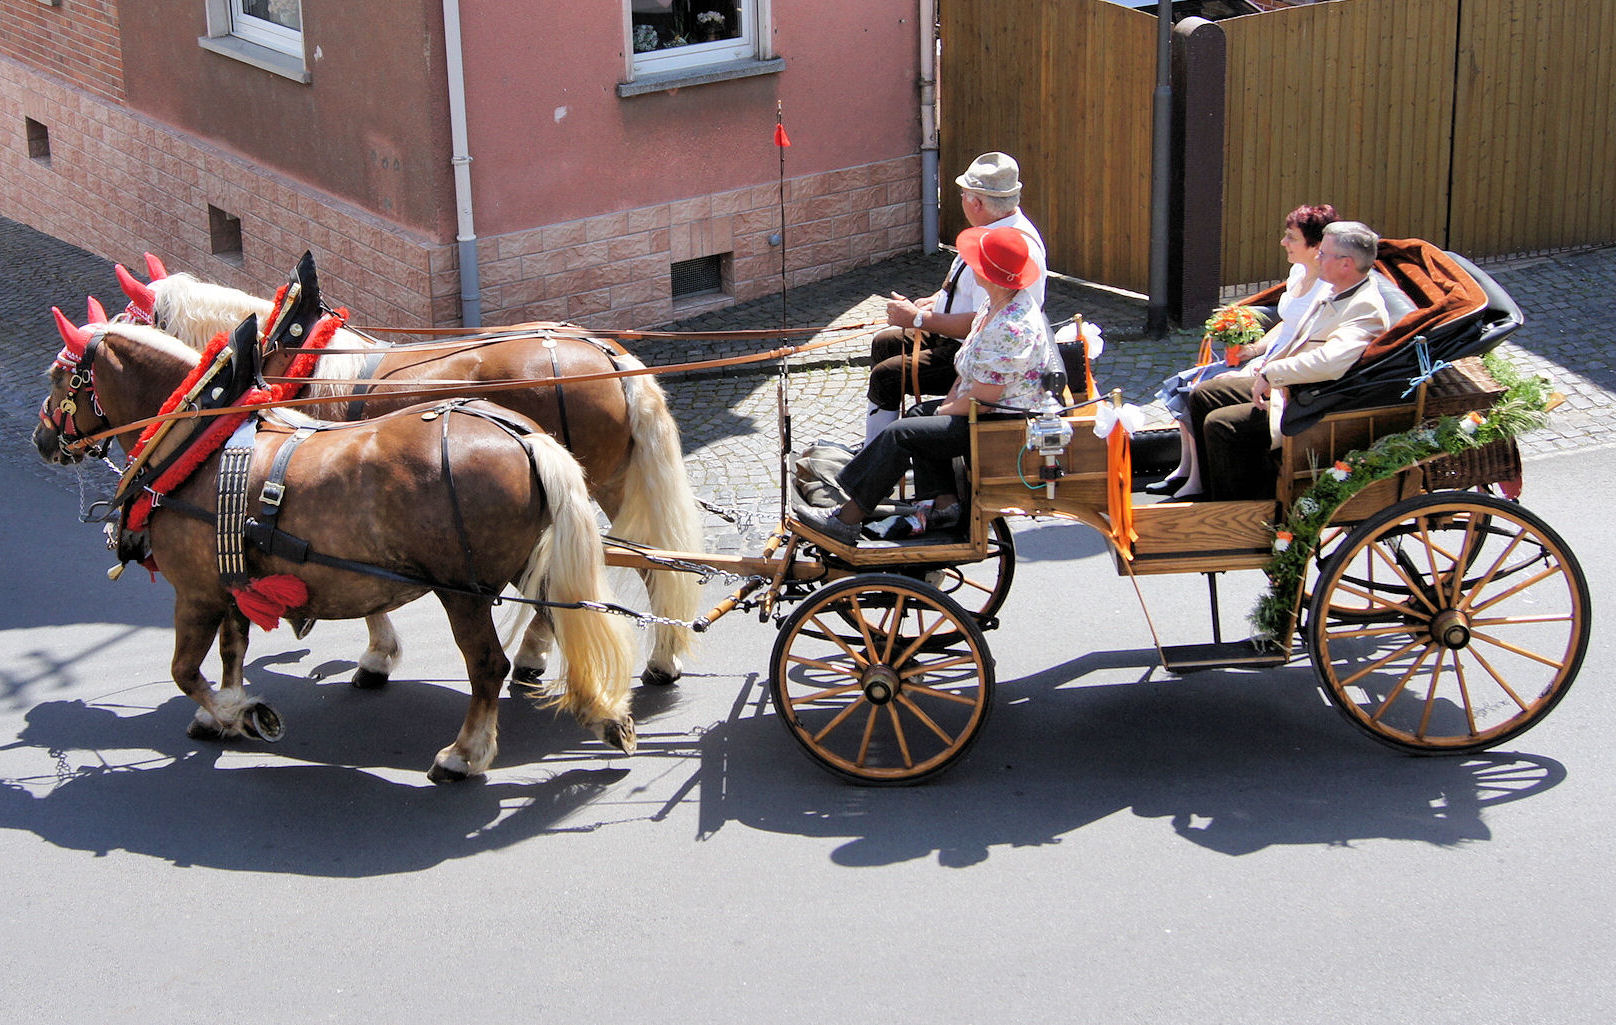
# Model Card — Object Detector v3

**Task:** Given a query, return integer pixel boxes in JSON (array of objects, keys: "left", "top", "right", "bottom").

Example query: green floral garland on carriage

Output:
[{"left": 1248, "top": 351, "right": 1559, "bottom": 645}]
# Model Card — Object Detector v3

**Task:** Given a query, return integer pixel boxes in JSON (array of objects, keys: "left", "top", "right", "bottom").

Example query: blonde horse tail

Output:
[
  {"left": 518, "top": 432, "right": 636, "bottom": 751},
  {"left": 608, "top": 360, "right": 703, "bottom": 667}
]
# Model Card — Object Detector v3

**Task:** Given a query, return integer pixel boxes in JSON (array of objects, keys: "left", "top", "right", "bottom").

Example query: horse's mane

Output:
[
  {"left": 150, "top": 272, "right": 375, "bottom": 401},
  {"left": 152, "top": 273, "right": 273, "bottom": 352},
  {"left": 105, "top": 322, "right": 205, "bottom": 367}
]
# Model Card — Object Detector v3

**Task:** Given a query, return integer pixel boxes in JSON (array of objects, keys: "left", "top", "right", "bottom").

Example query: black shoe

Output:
[
  {"left": 1142, "top": 475, "right": 1188, "bottom": 496},
  {"left": 1171, "top": 490, "right": 1211, "bottom": 503}
]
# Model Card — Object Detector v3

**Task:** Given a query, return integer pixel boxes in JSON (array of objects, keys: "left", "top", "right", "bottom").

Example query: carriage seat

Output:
[{"left": 1280, "top": 240, "right": 1521, "bottom": 436}]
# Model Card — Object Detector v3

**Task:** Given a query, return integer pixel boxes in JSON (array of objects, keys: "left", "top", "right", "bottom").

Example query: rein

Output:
[{"left": 62, "top": 324, "right": 875, "bottom": 455}]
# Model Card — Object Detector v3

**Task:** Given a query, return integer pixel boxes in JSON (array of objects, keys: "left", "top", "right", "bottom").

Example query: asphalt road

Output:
[{"left": 3, "top": 218, "right": 1615, "bottom": 1022}]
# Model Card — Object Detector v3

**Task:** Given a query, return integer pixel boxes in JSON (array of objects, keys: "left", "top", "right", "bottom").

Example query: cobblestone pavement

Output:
[{"left": 5, "top": 215, "right": 1614, "bottom": 537}]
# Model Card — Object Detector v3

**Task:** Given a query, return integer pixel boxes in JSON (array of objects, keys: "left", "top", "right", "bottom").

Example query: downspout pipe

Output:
[
  {"left": 442, "top": 0, "right": 482, "bottom": 327},
  {"left": 1145, "top": 0, "right": 1172, "bottom": 337},
  {"left": 918, "top": 0, "right": 939, "bottom": 251}
]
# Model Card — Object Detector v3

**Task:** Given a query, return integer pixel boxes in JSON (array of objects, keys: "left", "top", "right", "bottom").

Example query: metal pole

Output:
[{"left": 1145, "top": 0, "right": 1173, "bottom": 337}]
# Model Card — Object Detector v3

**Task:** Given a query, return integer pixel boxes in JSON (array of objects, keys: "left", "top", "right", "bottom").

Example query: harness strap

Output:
[
  {"left": 241, "top": 426, "right": 320, "bottom": 564},
  {"left": 544, "top": 341, "right": 575, "bottom": 451},
  {"left": 436, "top": 407, "right": 484, "bottom": 594},
  {"left": 344, "top": 349, "right": 390, "bottom": 420},
  {"left": 216, "top": 419, "right": 258, "bottom": 585}
]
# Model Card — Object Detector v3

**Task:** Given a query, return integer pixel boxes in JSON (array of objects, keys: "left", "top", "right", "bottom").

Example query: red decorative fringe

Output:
[
  {"left": 231, "top": 574, "right": 309, "bottom": 631},
  {"left": 123, "top": 309, "right": 347, "bottom": 532}
]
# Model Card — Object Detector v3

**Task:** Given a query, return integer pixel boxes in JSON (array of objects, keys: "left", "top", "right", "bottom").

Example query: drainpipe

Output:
[
  {"left": 918, "top": 0, "right": 939, "bottom": 251},
  {"left": 442, "top": 0, "right": 482, "bottom": 327}
]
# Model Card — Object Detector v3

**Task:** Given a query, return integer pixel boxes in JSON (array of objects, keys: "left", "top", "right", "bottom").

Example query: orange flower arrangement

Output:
[{"left": 1196, "top": 304, "right": 1268, "bottom": 368}]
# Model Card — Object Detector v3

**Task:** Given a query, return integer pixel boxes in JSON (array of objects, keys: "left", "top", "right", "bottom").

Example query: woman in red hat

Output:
[{"left": 799, "top": 225, "right": 1062, "bottom": 544}]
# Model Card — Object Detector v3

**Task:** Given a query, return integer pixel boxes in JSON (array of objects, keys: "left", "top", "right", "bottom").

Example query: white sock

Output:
[{"left": 865, "top": 404, "right": 898, "bottom": 445}]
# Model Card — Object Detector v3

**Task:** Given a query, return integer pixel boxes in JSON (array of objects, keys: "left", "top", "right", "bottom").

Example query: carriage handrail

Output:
[
  {"left": 60, "top": 321, "right": 883, "bottom": 455},
  {"left": 340, "top": 321, "right": 882, "bottom": 343}
]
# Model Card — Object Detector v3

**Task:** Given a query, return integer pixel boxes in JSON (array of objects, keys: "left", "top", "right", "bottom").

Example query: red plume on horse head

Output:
[
  {"left": 87, "top": 295, "right": 108, "bottom": 324},
  {"left": 144, "top": 252, "right": 169, "bottom": 280},
  {"left": 51, "top": 305, "right": 92, "bottom": 369},
  {"left": 115, "top": 262, "right": 157, "bottom": 323}
]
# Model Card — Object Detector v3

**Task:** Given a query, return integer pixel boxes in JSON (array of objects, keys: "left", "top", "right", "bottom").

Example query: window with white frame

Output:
[
  {"left": 230, "top": 0, "right": 303, "bottom": 57},
  {"left": 200, "top": 0, "right": 307, "bottom": 82},
  {"left": 630, "top": 1, "right": 759, "bottom": 76}
]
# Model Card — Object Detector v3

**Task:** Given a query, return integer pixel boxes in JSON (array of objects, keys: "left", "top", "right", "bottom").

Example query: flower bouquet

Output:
[{"left": 1196, "top": 304, "right": 1268, "bottom": 368}]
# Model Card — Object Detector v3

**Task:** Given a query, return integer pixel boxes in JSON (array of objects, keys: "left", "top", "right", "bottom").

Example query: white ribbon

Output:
[
  {"left": 1093, "top": 402, "right": 1145, "bottom": 439},
  {"left": 1054, "top": 320, "right": 1106, "bottom": 361}
]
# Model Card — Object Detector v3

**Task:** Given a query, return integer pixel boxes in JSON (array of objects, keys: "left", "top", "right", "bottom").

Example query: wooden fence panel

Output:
[
  {"left": 1449, "top": 0, "right": 1616, "bottom": 255},
  {"left": 1219, "top": 0, "right": 1458, "bottom": 285},
  {"left": 940, "top": 0, "right": 1156, "bottom": 289},
  {"left": 941, "top": 0, "right": 1616, "bottom": 297}
]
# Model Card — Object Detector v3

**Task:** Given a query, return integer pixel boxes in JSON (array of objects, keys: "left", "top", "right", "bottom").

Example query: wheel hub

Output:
[
  {"left": 1430, "top": 608, "right": 1472, "bottom": 649},
  {"left": 861, "top": 665, "right": 902, "bottom": 705}
]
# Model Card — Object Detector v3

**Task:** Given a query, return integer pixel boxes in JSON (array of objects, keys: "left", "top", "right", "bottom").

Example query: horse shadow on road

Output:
[
  {"left": 688, "top": 652, "right": 1568, "bottom": 867},
  {"left": 0, "top": 650, "right": 643, "bottom": 875}
]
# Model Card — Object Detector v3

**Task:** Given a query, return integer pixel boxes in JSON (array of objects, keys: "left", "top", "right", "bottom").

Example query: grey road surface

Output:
[{"left": 3, "top": 219, "right": 1614, "bottom": 1023}]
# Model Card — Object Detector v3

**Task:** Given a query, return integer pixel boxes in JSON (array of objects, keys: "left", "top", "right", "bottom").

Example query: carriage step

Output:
[{"left": 1160, "top": 639, "right": 1289, "bottom": 673}]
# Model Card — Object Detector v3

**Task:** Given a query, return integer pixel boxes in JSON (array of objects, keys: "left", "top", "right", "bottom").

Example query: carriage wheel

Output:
[
  {"left": 769, "top": 574, "right": 995, "bottom": 784},
  {"left": 905, "top": 516, "right": 1016, "bottom": 631},
  {"left": 1308, "top": 493, "right": 1589, "bottom": 753},
  {"left": 1305, "top": 500, "right": 1494, "bottom": 620}
]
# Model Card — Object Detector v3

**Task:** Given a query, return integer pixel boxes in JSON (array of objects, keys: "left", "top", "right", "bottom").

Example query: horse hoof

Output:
[
  {"left": 600, "top": 716, "right": 637, "bottom": 755},
  {"left": 427, "top": 756, "right": 471, "bottom": 784},
  {"left": 242, "top": 701, "right": 285, "bottom": 743},
  {"left": 350, "top": 667, "right": 389, "bottom": 689},
  {"left": 509, "top": 664, "right": 547, "bottom": 694},
  {"left": 640, "top": 665, "right": 681, "bottom": 687}
]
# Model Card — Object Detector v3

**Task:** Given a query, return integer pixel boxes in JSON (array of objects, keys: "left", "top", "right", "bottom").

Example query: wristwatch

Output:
[{"left": 912, "top": 310, "right": 925, "bottom": 329}]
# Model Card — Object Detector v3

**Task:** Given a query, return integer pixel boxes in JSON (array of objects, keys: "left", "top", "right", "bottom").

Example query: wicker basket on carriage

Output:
[{"left": 1417, "top": 355, "right": 1523, "bottom": 492}]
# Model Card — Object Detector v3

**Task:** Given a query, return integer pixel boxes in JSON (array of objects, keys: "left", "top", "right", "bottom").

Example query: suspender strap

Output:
[{"left": 545, "top": 341, "right": 574, "bottom": 451}]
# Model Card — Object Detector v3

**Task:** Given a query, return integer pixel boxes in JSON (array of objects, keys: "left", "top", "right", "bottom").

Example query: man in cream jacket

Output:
[{"left": 1186, "top": 221, "right": 1392, "bottom": 501}]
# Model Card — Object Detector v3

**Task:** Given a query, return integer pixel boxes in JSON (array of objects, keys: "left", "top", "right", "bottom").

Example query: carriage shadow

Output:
[
  {"left": 0, "top": 652, "right": 642, "bottom": 875},
  {"left": 693, "top": 654, "right": 1567, "bottom": 866}
]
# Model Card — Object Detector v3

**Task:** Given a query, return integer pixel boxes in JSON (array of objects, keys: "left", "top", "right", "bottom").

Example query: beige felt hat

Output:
[{"left": 955, "top": 152, "right": 1023, "bottom": 198}]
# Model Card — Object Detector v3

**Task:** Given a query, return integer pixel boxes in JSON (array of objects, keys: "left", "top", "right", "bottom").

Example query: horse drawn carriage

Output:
[{"left": 33, "top": 241, "right": 1588, "bottom": 786}]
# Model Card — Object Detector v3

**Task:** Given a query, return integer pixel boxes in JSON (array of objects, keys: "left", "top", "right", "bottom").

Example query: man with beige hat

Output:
[{"left": 865, "top": 151, "right": 1048, "bottom": 445}]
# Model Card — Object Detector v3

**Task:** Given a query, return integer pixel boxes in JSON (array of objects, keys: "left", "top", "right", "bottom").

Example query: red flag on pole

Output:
[{"left": 773, "top": 122, "right": 791, "bottom": 147}]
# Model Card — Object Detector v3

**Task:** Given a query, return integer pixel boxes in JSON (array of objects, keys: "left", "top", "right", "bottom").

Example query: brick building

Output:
[{"left": 2, "top": 2, "right": 927, "bottom": 328}]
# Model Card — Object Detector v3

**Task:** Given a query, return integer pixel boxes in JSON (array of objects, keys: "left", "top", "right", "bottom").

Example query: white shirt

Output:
[{"left": 939, "top": 210, "right": 1048, "bottom": 316}]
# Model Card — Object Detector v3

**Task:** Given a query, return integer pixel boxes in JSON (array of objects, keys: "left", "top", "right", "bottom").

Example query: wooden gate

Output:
[{"left": 942, "top": 0, "right": 1616, "bottom": 293}]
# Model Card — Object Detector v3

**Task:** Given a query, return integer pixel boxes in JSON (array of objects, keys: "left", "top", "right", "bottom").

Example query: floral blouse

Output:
[{"left": 954, "top": 291, "right": 1062, "bottom": 411}]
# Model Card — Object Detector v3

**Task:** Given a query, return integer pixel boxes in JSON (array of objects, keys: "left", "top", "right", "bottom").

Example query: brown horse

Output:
[
  {"left": 34, "top": 318, "right": 637, "bottom": 782},
  {"left": 117, "top": 258, "right": 701, "bottom": 688}
]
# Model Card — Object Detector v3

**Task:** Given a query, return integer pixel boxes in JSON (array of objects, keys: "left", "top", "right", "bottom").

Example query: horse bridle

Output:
[{"left": 40, "top": 333, "right": 112, "bottom": 460}]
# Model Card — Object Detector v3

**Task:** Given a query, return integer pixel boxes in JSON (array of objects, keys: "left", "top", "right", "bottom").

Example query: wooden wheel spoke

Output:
[
  {"left": 902, "top": 681, "right": 981, "bottom": 706},
  {"left": 784, "top": 653, "right": 864, "bottom": 679},
  {"left": 899, "top": 654, "right": 977, "bottom": 678},
  {"left": 885, "top": 704, "right": 914, "bottom": 768},
  {"left": 805, "top": 612, "right": 873, "bottom": 668},
  {"left": 879, "top": 594, "right": 907, "bottom": 664},
  {"left": 1453, "top": 654, "right": 1479, "bottom": 738},
  {"left": 1325, "top": 622, "right": 1431, "bottom": 641},
  {"left": 811, "top": 693, "right": 869, "bottom": 743},
  {"left": 1458, "top": 528, "right": 1529, "bottom": 612},
  {"left": 1414, "top": 648, "right": 1448, "bottom": 739},
  {"left": 896, "top": 692, "right": 958, "bottom": 745},
  {"left": 842, "top": 596, "right": 884, "bottom": 659},
  {"left": 1468, "top": 628, "right": 1572, "bottom": 671},
  {"left": 1467, "top": 563, "right": 1565, "bottom": 616},
  {"left": 1445, "top": 515, "right": 1486, "bottom": 606},
  {"left": 1462, "top": 644, "right": 1534, "bottom": 713},
  {"left": 1469, "top": 613, "right": 1576, "bottom": 628},
  {"left": 855, "top": 704, "right": 879, "bottom": 765},
  {"left": 1369, "top": 646, "right": 1434, "bottom": 722},
  {"left": 1326, "top": 578, "right": 1427, "bottom": 618},
  {"left": 1367, "top": 539, "right": 1442, "bottom": 615},
  {"left": 1337, "top": 636, "right": 1430, "bottom": 690},
  {"left": 894, "top": 608, "right": 955, "bottom": 668}
]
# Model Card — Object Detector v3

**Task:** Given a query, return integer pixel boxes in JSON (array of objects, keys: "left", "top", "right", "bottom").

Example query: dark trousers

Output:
[
  {"left": 1187, "top": 375, "right": 1277, "bottom": 501},
  {"left": 838, "top": 399, "right": 972, "bottom": 515},
  {"left": 866, "top": 328, "right": 962, "bottom": 412}
]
